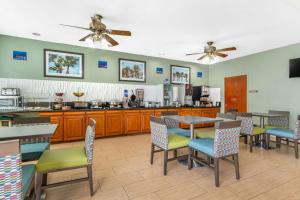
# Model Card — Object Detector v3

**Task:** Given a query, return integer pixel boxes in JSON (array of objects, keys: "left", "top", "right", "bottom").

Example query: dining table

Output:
[
  {"left": 0, "top": 124, "right": 57, "bottom": 141},
  {"left": 163, "top": 115, "right": 223, "bottom": 139},
  {"left": 251, "top": 112, "right": 285, "bottom": 128}
]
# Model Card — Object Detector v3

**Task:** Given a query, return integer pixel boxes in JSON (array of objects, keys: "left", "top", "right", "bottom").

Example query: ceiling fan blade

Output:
[
  {"left": 79, "top": 34, "right": 95, "bottom": 41},
  {"left": 104, "top": 34, "right": 119, "bottom": 46},
  {"left": 60, "top": 24, "right": 90, "bottom": 30},
  {"left": 215, "top": 47, "right": 236, "bottom": 52},
  {"left": 106, "top": 29, "right": 131, "bottom": 36},
  {"left": 197, "top": 55, "right": 207, "bottom": 60},
  {"left": 186, "top": 52, "right": 204, "bottom": 56},
  {"left": 214, "top": 52, "right": 228, "bottom": 58}
]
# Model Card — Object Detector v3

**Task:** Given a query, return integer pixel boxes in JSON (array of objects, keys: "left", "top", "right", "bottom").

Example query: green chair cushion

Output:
[
  {"left": 253, "top": 127, "right": 266, "bottom": 135},
  {"left": 265, "top": 125, "right": 283, "bottom": 130},
  {"left": 168, "top": 134, "right": 190, "bottom": 150},
  {"left": 168, "top": 128, "right": 190, "bottom": 137},
  {"left": 37, "top": 147, "right": 87, "bottom": 172},
  {"left": 21, "top": 142, "right": 49, "bottom": 162},
  {"left": 22, "top": 164, "right": 35, "bottom": 197},
  {"left": 195, "top": 129, "right": 215, "bottom": 139}
]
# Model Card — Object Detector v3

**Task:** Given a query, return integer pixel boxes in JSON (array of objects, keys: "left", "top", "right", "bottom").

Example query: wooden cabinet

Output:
[
  {"left": 63, "top": 112, "right": 86, "bottom": 141},
  {"left": 192, "top": 109, "right": 203, "bottom": 128},
  {"left": 180, "top": 108, "right": 192, "bottom": 128},
  {"left": 140, "top": 109, "right": 155, "bottom": 133},
  {"left": 39, "top": 112, "right": 64, "bottom": 143},
  {"left": 38, "top": 107, "right": 221, "bottom": 142},
  {"left": 86, "top": 111, "right": 105, "bottom": 138},
  {"left": 106, "top": 111, "right": 123, "bottom": 136},
  {"left": 154, "top": 109, "right": 168, "bottom": 117},
  {"left": 167, "top": 108, "right": 180, "bottom": 114},
  {"left": 124, "top": 110, "right": 141, "bottom": 134}
]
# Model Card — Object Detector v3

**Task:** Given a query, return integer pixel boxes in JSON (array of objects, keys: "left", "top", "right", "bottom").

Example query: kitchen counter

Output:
[
  {"left": 0, "top": 106, "right": 221, "bottom": 114},
  {"left": 1, "top": 107, "right": 221, "bottom": 143}
]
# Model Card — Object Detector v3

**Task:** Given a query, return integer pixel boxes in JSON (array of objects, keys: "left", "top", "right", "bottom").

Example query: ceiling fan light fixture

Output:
[{"left": 86, "top": 37, "right": 95, "bottom": 48}]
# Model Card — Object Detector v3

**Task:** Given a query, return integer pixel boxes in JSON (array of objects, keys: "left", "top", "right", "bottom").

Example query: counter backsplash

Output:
[{"left": 0, "top": 78, "right": 163, "bottom": 103}]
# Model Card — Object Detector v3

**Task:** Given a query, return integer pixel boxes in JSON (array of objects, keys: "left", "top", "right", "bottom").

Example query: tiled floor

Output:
[{"left": 46, "top": 130, "right": 300, "bottom": 200}]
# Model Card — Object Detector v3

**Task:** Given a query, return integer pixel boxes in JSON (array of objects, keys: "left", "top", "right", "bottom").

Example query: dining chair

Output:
[
  {"left": 150, "top": 116, "right": 190, "bottom": 175},
  {"left": 265, "top": 110, "right": 290, "bottom": 145},
  {"left": 0, "top": 140, "right": 36, "bottom": 200},
  {"left": 195, "top": 112, "right": 236, "bottom": 139},
  {"left": 35, "top": 118, "right": 96, "bottom": 200},
  {"left": 236, "top": 113, "right": 266, "bottom": 152},
  {"left": 161, "top": 111, "right": 190, "bottom": 137},
  {"left": 14, "top": 117, "right": 51, "bottom": 162},
  {"left": 188, "top": 120, "right": 242, "bottom": 187},
  {"left": 266, "top": 115, "right": 300, "bottom": 158}
]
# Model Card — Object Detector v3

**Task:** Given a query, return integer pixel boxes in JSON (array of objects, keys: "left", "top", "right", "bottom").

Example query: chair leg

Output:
[
  {"left": 276, "top": 137, "right": 281, "bottom": 148},
  {"left": 234, "top": 154, "right": 240, "bottom": 180},
  {"left": 244, "top": 135, "right": 248, "bottom": 144},
  {"left": 150, "top": 143, "right": 154, "bottom": 164},
  {"left": 295, "top": 139, "right": 299, "bottom": 159},
  {"left": 266, "top": 134, "right": 270, "bottom": 149},
  {"left": 174, "top": 149, "right": 178, "bottom": 158},
  {"left": 262, "top": 134, "right": 266, "bottom": 149},
  {"left": 42, "top": 173, "right": 48, "bottom": 186},
  {"left": 87, "top": 165, "right": 94, "bottom": 196},
  {"left": 214, "top": 158, "right": 219, "bottom": 187},
  {"left": 163, "top": 150, "right": 168, "bottom": 175},
  {"left": 35, "top": 172, "right": 43, "bottom": 200},
  {"left": 287, "top": 139, "right": 289, "bottom": 146},
  {"left": 249, "top": 135, "right": 253, "bottom": 153},
  {"left": 188, "top": 148, "right": 193, "bottom": 170}
]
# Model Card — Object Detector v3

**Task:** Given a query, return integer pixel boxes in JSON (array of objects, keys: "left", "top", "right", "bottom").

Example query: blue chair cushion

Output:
[
  {"left": 189, "top": 139, "right": 214, "bottom": 157},
  {"left": 21, "top": 142, "right": 49, "bottom": 161},
  {"left": 22, "top": 164, "right": 35, "bottom": 196},
  {"left": 266, "top": 128, "right": 294, "bottom": 139},
  {"left": 168, "top": 128, "right": 190, "bottom": 137}
]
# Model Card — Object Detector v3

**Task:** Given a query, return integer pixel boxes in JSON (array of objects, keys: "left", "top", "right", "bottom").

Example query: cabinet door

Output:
[
  {"left": 141, "top": 110, "right": 155, "bottom": 133},
  {"left": 154, "top": 109, "right": 168, "bottom": 117},
  {"left": 39, "top": 112, "right": 64, "bottom": 143},
  {"left": 124, "top": 111, "right": 141, "bottom": 134},
  {"left": 191, "top": 109, "right": 203, "bottom": 128},
  {"left": 180, "top": 109, "right": 192, "bottom": 128},
  {"left": 86, "top": 111, "right": 105, "bottom": 138},
  {"left": 202, "top": 110, "right": 215, "bottom": 127},
  {"left": 106, "top": 111, "right": 123, "bottom": 136},
  {"left": 64, "top": 112, "right": 86, "bottom": 141}
]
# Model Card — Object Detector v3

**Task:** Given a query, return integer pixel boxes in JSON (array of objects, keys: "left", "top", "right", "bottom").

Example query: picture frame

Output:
[
  {"left": 44, "top": 49, "right": 84, "bottom": 79},
  {"left": 170, "top": 65, "right": 190, "bottom": 84},
  {"left": 119, "top": 58, "right": 146, "bottom": 82}
]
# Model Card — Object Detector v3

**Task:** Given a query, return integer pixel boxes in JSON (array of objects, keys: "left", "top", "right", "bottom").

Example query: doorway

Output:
[{"left": 224, "top": 75, "right": 247, "bottom": 112}]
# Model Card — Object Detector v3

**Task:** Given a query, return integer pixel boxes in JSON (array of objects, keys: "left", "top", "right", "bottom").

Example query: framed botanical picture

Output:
[
  {"left": 119, "top": 58, "right": 146, "bottom": 82},
  {"left": 170, "top": 65, "right": 190, "bottom": 84},
  {"left": 44, "top": 49, "right": 84, "bottom": 79}
]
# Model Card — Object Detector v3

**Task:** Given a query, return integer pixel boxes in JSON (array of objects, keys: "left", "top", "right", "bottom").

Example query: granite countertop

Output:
[{"left": 0, "top": 106, "right": 220, "bottom": 114}]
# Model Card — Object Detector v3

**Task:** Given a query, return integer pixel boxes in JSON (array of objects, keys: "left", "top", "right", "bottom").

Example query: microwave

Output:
[
  {"left": 0, "top": 96, "right": 23, "bottom": 109},
  {"left": 1, "top": 88, "right": 20, "bottom": 96}
]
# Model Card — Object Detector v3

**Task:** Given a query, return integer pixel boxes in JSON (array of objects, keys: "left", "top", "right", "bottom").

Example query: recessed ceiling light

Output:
[{"left": 32, "top": 32, "right": 41, "bottom": 36}]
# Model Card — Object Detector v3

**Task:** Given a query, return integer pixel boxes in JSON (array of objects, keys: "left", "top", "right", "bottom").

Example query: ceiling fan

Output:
[
  {"left": 186, "top": 41, "right": 236, "bottom": 62},
  {"left": 60, "top": 14, "right": 131, "bottom": 47}
]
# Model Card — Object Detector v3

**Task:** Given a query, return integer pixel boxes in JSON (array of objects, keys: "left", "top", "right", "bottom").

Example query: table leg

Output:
[{"left": 190, "top": 124, "right": 194, "bottom": 140}]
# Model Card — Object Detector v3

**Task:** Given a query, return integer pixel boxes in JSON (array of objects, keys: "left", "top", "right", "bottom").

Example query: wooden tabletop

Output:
[{"left": 0, "top": 124, "right": 57, "bottom": 141}]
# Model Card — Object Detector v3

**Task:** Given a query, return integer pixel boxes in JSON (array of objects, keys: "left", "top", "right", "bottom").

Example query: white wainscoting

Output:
[{"left": 0, "top": 78, "right": 163, "bottom": 103}]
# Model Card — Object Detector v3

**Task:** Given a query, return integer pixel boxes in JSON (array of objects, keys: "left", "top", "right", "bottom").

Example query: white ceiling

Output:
[{"left": 1, "top": 0, "right": 300, "bottom": 64}]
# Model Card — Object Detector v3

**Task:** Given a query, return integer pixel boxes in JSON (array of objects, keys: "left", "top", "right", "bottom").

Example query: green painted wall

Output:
[
  {"left": 0, "top": 34, "right": 208, "bottom": 85},
  {"left": 209, "top": 43, "right": 300, "bottom": 127}
]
